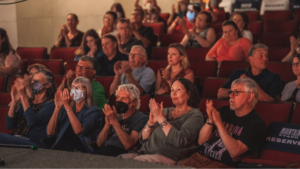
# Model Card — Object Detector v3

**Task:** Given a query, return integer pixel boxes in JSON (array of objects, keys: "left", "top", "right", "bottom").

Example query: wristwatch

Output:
[{"left": 206, "top": 118, "right": 213, "bottom": 125}]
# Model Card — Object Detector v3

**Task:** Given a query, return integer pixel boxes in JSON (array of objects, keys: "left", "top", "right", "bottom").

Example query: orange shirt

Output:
[
  {"left": 207, "top": 37, "right": 252, "bottom": 62},
  {"left": 174, "top": 17, "right": 194, "bottom": 34}
]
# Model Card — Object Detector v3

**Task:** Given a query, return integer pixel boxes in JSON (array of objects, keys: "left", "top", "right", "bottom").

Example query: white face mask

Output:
[{"left": 70, "top": 89, "right": 85, "bottom": 103}]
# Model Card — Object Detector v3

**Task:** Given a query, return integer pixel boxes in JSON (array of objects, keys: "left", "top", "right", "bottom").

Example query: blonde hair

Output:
[
  {"left": 115, "top": 84, "right": 140, "bottom": 110},
  {"left": 71, "top": 77, "right": 94, "bottom": 108},
  {"left": 166, "top": 43, "right": 190, "bottom": 70}
]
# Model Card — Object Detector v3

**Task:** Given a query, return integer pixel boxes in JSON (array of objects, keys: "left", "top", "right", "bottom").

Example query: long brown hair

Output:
[
  {"left": 75, "top": 29, "right": 101, "bottom": 56},
  {"left": 0, "top": 28, "right": 15, "bottom": 59}
]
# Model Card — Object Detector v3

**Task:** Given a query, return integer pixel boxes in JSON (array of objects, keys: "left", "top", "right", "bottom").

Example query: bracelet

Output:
[
  {"left": 159, "top": 120, "right": 169, "bottom": 127},
  {"left": 206, "top": 118, "right": 213, "bottom": 125},
  {"left": 144, "top": 126, "right": 153, "bottom": 132},
  {"left": 146, "top": 123, "right": 155, "bottom": 128},
  {"left": 66, "top": 109, "right": 72, "bottom": 112}
]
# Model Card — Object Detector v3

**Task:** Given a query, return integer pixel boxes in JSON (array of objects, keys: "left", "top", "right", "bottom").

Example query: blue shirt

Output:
[
  {"left": 74, "top": 48, "right": 104, "bottom": 61},
  {"left": 6, "top": 101, "right": 55, "bottom": 145},
  {"left": 120, "top": 65, "right": 155, "bottom": 94},
  {"left": 222, "top": 67, "right": 284, "bottom": 99},
  {"left": 96, "top": 51, "right": 128, "bottom": 76},
  {"left": 50, "top": 105, "right": 102, "bottom": 154}
]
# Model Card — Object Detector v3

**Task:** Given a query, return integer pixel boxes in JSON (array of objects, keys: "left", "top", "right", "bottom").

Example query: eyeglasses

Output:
[
  {"left": 128, "top": 53, "right": 142, "bottom": 58},
  {"left": 76, "top": 65, "right": 92, "bottom": 71},
  {"left": 228, "top": 90, "right": 250, "bottom": 96},
  {"left": 292, "top": 62, "right": 300, "bottom": 68},
  {"left": 71, "top": 86, "right": 86, "bottom": 90}
]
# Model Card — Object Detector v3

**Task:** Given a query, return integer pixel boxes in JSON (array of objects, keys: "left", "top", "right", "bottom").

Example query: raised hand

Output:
[
  {"left": 14, "top": 77, "right": 26, "bottom": 97},
  {"left": 148, "top": 98, "right": 164, "bottom": 118},
  {"left": 113, "top": 61, "right": 123, "bottom": 76},
  {"left": 54, "top": 89, "right": 63, "bottom": 108},
  {"left": 102, "top": 104, "right": 118, "bottom": 123},
  {"left": 10, "top": 85, "right": 20, "bottom": 104},
  {"left": 120, "top": 61, "right": 132, "bottom": 74},
  {"left": 290, "top": 36, "right": 299, "bottom": 52},
  {"left": 66, "top": 70, "right": 76, "bottom": 88},
  {"left": 211, "top": 107, "right": 222, "bottom": 127},
  {"left": 161, "top": 68, "right": 170, "bottom": 81},
  {"left": 206, "top": 100, "right": 214, "bottom": 123},
  {"left": 62, "top": 88, "right": 73, "bottom": 108}
]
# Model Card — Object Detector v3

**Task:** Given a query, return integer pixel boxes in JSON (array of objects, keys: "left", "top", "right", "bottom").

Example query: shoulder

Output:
[
  {"left": 77, "top": 30, "right": 84, "bottom": 36},
  {"left": 263, "top": 69, "right": 282, "bottom": 81},
  {"left": 143, "top": 66, "right": 155, "bottom": 75},
  {"left": 243, "top": 30, "right": 252, "bottom": 35},
  {"left": 187, "top": 108, "right": 203, "bottom": 118},
  {"left": 43, "top": 100, "right": 55, "bottom": 108},
  {"left": 239, "top": 37, "right": 251, "bottom": 45},
  {"left": 92, "top": 80, "right": 104, "bottom": 90},
  {"left": 184, "top": 68, "right": 193, "bottom": 74},
  {"left": 230, "top": 69, "right": 247, "bottom": 78},
  {"left": 132, "top": 111, "right": 149, "bottom": 120},
  {"left": 247, "top": 110, "right": 266, "bottom": 126},
  {"left": 85, "top": 106, "right": 101, "bottom": 114}
]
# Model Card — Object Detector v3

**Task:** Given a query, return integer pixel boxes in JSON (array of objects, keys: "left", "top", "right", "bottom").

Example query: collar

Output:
[{"left": 246, "top": 66, "right": 268, "bottom": 78}]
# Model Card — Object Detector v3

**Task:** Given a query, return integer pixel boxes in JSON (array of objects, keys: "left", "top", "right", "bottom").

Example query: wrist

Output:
[
  {"left": 64, "top": 104, "right": 72, "bottom": 111},
  {"left": 156, "top": 115, "right": 165, "bottom": 123},
  {"left": 147, "top": 121, "right": 155, "bottom": 127}
]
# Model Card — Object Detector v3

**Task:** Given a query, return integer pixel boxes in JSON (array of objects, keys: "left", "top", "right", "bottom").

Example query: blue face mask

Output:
[{"left": 186, "top": 11, "right": 195, "bottom": 21}]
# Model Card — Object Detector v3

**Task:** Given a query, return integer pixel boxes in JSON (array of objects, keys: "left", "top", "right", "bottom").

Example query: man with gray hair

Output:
[
  {"left": 178, "top": 78, "right": 266, "bottom": 167},
  {"left": 218, "top": 43, "right": 284, "bottom": 102},
  {"left": 110, "top": 45, "right": 155, "bottom": 96},
  {"left": 96, "top": 84, "right": 148, "bottom": 157}
]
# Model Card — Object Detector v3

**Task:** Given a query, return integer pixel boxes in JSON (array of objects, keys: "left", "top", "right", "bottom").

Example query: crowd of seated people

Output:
[{"left": 3, "top": 0, "right": 300, "bottom": 167}]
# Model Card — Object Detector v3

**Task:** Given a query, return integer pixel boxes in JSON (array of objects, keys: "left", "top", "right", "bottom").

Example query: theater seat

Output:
[
  {"left": 190, "top": 61, "right": 218, "bottom": 86},
  {"left": 268, "top": 62, "right": 296, "bottom": 84},
  {"left": 260, "top": 32, "right": 292, "bottom": 48},
  {"left": 143, "top": 22, "right": 164, "bottom": 37},
  {"left": 49, "top": 47, "right": 77, "bottom": 62},
  {"left": 150, "top": 47, "right": 168, "bottom": 60},
  {"left": 0, "top": 93, "right": 11, "bottom": 106},
  {"left": 198, "top": 98, "right": 229, "bottom": 117},
  {"left": 263, "top": 10, "right": 291, "bottom": 22},
  {"left": 8, "top": 75, "right": 21, "bottom": 92},
  {"left": 218, "top": 61, "right": 250, "bottom": 78},
  {"left": 291, "top": 103, "right": 300, "bottom": 125},
  {"left": 146, "top": 60, "right": 168, "bottom": 75},
  {"left": 209, "top": 22, "right": 223, "bottom": 35},
  {"left": 0, "top": 76, "right": 6, "bottom": 92},
  {"left": 268, "top": 48, "right": 290, "bottom": 61},
  {"left": 95, "top": 76, "right": 114, "bottom": 99},
  {"left": 16, "top": 47, "right": 47, "bottom": 64},
  {"left": 65, "top": 61, "right": 78, "bottom": 73},
  {"left": 159, "top": 13, "right": 170, "bottom": 25},
  {"left": 160, "top": 34, "right": 184, "bottom": 47},
  {"left": 246, "top": 11, "right": 260, "bottom": 21},
  {"left": 154, "top": 95, "right": 173, "bottom": 108},
  {"left": 31, "top": 59, "right": 63, "bottom": 75},
  {"left": 254, "top": 102, "right": 291, "bottom": 127},
  {"left": 20, "top": 59, "right": 28, "bottom": 75},
  {"left": 263, "top": 20, "right": 297, "bottom": 34},
  {"left": 201, "top": 78, "right": 228, "bottom": 99},
  {"left": 186, "top": 48, "right": 210, "bottom": 61},
  {"left": 54, "top": 75, "right": 64, "bottom": 88},
  {"left": 0, "top": 106, "right": 14, "bottom": 134}
]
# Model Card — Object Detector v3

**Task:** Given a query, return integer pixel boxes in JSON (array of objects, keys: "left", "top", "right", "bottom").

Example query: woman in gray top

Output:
[{"left": 119, "top": 78, "right": 204, "bottom": 165}]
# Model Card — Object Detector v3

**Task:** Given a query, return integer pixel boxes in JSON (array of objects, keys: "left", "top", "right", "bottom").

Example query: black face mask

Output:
[{"left": 116, "top": 101, "right": 129, "bottom": 114}]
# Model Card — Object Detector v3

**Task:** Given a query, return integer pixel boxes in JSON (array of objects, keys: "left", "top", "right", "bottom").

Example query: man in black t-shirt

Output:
[
  {"left": 116, "top": 19, "right": 143, "bottom": 55},
  {"left": 178, "top": 78, "right": 266, "bottom": 167},
  {"left": 96, "top": 84, "right": 148, "bottom": 157},
  {"left": 130, "top": 8, "right": 154, "bottom": 58}
]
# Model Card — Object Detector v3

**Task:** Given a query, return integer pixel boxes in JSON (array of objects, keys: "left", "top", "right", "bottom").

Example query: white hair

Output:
[
  {"left": 131, "top": 45, "right": 148, "bottom": 65},
  {"left": 231, "top": 78, "right": 258, "bottom": 108},
  {"left": 115, "top": 84, "right": 140, "bottom": 110}
]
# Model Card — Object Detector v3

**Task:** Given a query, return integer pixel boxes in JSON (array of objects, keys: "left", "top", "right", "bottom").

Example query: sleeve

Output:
[
  {"left": 78, "top": 107, "right": 102, "bottom": 137},
  {"left": 132, "top": 114, "right": 149, "bottom": 133},
  {"left": 281, "top": 82, "right": 293, "bottom": 101},
  {"left": 165, "top": 112, "right": 204, "bottom": 147},
  {"left": 245, "top": 30, "right": 253, "bottom": 43},
  {"left": 238, "top": 119, "right": 266, "bottom": 152},
  {"left": 241, "top": 38, "right": 252, "bottom": 60},
  {"left": 206, "top": 39, "right": 221, "bottom": 59},
  {"left": 74, "top": 55, "right": 80, "bottom": 61},
  {"left": 139, "top": 68, "right": 156, "bottom": 93},
  {"left": 221, "top": 70, "right": 240, "bottom": 89},
  {"left": 6, "top": 104, "right": 23, "bottom": 130},
  {"left": 266, "top": 74, "right": 285, "bottom": 99},
  {"left": 72, "top": 31, "right": 84, "bottom": 47},
  {"left": 23, "top": 101, "right": 55, "bottom": 127},
  {"left": 93, "top": 83, "right": 107, "bottom": 109}
]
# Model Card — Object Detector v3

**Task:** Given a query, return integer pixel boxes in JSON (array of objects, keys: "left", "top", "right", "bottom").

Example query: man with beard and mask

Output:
[
  {"left": 95, "top": 84, "right": 148, "bottom": 157},
  {"left": 0, "top": 69, "right": 56, "bottom": 148},
  {"left": 177, "top": 78, "right": 266, "bottom": 168},
  {"left": 47, "top": 77, "right": 102, "bottom": 153},
  {"left": 217, "top": 43, "right": 285, "bottom": 102},
  {"left": 167, "top": 4, "right": 200, "bottom": 35},
  {"left": 59, "top": 56, "right": 106, "bottom": 109}
]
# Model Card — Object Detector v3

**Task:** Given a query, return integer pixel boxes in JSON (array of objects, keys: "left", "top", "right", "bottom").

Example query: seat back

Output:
[
  {"left": 263, "top": 10, "right": 291, "bottom": 22},
  {"left": 150, "top": 47, "right": 168, "bottom": 60},
  {"left": 246, "top": 11, "right": 260, "bottom": 21},
  {"left": 248, "top": 20, "right": 262, "bottom": 34},
  {"left": 291, "top": 103, "right": 300, "bottom": 125},
  {"left": 146, "top": 60, "right": 168, "bottom": 75},
  {"left": 201, "top": 78, "right": 228, "bottom": 99},
  {"left": 186, "top": 48, "right": 210, "bottom": 61},
  {"left": 20, "top": 59, "right": 28, "bottom": 75},
  {"left": 198, "top": 98, "right": 229, "bottom": 116},
  {"left": 160, "top": 34, "right": 185, "bottom": 47},
  {"left": 31, "top": 59, "right": 63, "bottom": 75},
  {"left": 209, "top": 22, "right": 223, "bottom": 35},
  {"left": 268, "top": 48, "right": 290, "bottom": 61},
  {"left": 218, "top": 61, "right": 250, "bottom": 78},
  {"left": 53, "top": 75, "right": 64, "bottom": 88},
  {"left": 263, "top": 20, "right": 297, "bottom": 34},
  {"left": 94, "top": 76, "right": 115, "bottom": 99},
  {"left": 159, "top": 13, "right": 170, "bottom": 25},
  {"left": 49, "top": 47, "right": 77, "bottom": 62},
  {"left": 268, "top": 62, "right": 296, "bottom": 84},
  {"left": 260, "top": 32, "right": 292, "bottom": 48},
  {"left": 154, "top": 95, "right": 173, "bottom": 108},
  {"left": 0, "top": 93, "right": 11, "bottom": 106},
  {"left": 190, "top": 61, "right": 218, "bottom": 86},
  {"left": 0, "top": 76, "right": 6, "bottom": 92},
  {"left": 16, "top": 47, "right": 47, "bottom": 64},
  {"left": 0, "top": 106, "right": 15, "bottom": 134},
  {"left": 143, "top": 22, "right": 164, "bottom": 37},
  {"left": 65, "top": 61, "right": 78, "bottom": 73}
]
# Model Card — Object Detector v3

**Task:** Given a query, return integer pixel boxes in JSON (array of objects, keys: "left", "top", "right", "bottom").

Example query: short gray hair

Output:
[
  {"left": 131, "top": 45, "right": 148, "bottom": 65},
  {"left": 248, "top": 43, "right": 268, "bottom": 57},
  {"left": 115, "top": 84, "right": 140, "bottom": 110},
  {"left": 79, "top": 56, "right": 97, "bottom": 70},
  {"left": 231, "top": 78, "right": 258, "bottom": 108},
  {"left": 71, "top": 77, "right": 94, "bottom": 108}
]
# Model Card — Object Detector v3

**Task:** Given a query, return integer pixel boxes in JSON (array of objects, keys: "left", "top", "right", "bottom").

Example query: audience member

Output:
[
  {"left": 0, "top": 69, "right": 56, "bottom": 148},
  {"left": 217, "top": 43, "right": 284, "bottom": 102},
  {"left": 206, "top": 20, "right": 252, "bottom": 68},
  {"left": 116, "top": 19, "right": 143, "bottom": 55},
  {"left": 167, "top": 0, "right": 189, "bottom": 26},
  {"left": 167, "top": 4, "right": 200, "bottom": 35},
  {"left": 26, "top": 64, "right": 48, "bottom": 99},
  {"left": 54, "top": 13, "right": 84, "bottom": 47},
  {"left": 59, "top": 56, "right": 106, "bottom": 109},
  {"left": 134, "top": 0, "right": 160, "bottom": 23},
  {"left": 155, "top": 43, "right": 194, "bottom": 95},
  {"left": 0, "top": 28, "right": 21, "bottom": 76},
  {"left": 98, "top": 11, "right": 118, "bottom": 38},
  {"left": 110, "top": 45, "right": 155, "bottom": 96},
  {"left": 119, "top": 78, "right": 203, "bottom": 165},
  {"left": 96, "top": 84, "right": 148, "bottom": 157},
  {"left": 96, "top": 34, "right": 128, "bottom": 76},
  {"left": 282, "top": 36, "right": 300, "bottom": 62},
  {"left": 47, "top": 77, "right": 102, "bottom": 153},
  {"left": 111, "top": 3, "right": 126, "bottom": 20},
  {"left": 178, "top": 78, "right": 266, "bottom": 168},
  {"left": 74, "top": 29, "right": 103, "bottom": 61},
  {"left": 180, "top": 11, "right": 216, "bottom": 48},
  {"left": 282, "top": 53, "right": 300, "bottom": 103},
  {"left": 130, "top": 8, "right": 155, "bottom": 57},
  {"left": 231, "top": 12, "right": 253, "bottom": 43}
]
